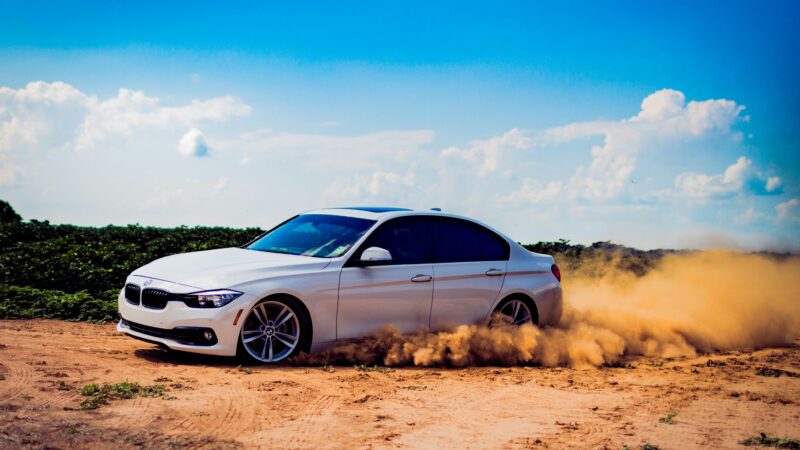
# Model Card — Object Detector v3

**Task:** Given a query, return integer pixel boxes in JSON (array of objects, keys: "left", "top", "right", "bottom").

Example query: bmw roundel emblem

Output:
[{"left": 143, "top": 279, "right": 153, "bottom": 287}]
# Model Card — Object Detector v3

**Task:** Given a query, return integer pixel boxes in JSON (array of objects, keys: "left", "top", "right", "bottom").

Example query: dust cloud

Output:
[{"left": 294, "top": 251, "right": 800, "bottom": 368}]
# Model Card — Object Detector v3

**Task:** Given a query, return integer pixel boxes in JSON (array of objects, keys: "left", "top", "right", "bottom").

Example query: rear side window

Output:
[
  {"left": 357, "top": 217, "right": 430, "bottom": 265},
  {"left": 432, "top": 218, "right": 509, "bottom": 263}
]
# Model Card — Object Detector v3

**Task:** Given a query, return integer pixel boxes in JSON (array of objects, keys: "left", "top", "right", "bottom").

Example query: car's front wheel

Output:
[{"left": 238, "top": 297, "right": 309, "bottom": 363}]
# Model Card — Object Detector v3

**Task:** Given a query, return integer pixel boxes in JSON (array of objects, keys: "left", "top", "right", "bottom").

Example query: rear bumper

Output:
[{"left": 533, "top": 285, "right": 563, "bottom": 327}]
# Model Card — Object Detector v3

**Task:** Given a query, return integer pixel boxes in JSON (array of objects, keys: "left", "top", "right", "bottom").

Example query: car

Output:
[{"left": 117, "top": 207, "right": 563, "bottom": 363}]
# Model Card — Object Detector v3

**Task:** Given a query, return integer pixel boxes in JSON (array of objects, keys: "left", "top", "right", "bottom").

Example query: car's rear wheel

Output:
[
  {"left": 238, "top": 297, "right": 308, "bottom": 363},
  {"left": 494, "top": 297, "right": 535, "bottom": 325}
]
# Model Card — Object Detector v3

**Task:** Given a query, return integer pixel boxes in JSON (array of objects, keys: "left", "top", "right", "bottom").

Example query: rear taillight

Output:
[{"left": 551, "top": 264, "right": 561, "bottom": 282}]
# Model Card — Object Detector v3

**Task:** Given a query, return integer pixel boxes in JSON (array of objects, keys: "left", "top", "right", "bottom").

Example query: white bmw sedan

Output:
[{"left": 118, "top": 207, "right": 562, "bottom": 363}]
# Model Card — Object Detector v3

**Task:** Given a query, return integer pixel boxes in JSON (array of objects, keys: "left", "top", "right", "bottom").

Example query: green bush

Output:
[
  {"left": 0, "top": 284, "right": 118, "bottom": 322},
  {"left": 0, "top": 200, "right": 22, "bottom": 223},
  {"left": 0, "top": 221, "right": 263, "bottom": 297},
  {"left": 0, "top": 216, "right": 264, "bottom": 322}
]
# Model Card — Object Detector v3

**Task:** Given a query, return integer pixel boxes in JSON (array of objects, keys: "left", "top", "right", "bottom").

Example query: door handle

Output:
[
  {"left": 411, "top": 274, "right": 432, "bottom": 282},
  {"left": 485, "top": 268, "right": 504, "bottom": 276}
]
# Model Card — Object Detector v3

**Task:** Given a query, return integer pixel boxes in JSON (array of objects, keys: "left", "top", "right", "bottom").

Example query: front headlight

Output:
[{"left": 183, "top": 289, "right": 243, "bottom": 308}]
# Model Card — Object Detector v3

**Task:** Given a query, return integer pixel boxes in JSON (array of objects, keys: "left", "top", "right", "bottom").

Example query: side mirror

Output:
[{"left": 360, "top": 246, "right": 392, "bottom": 263}]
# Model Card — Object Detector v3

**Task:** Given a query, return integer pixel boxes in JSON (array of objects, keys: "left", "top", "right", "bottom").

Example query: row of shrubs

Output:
[
  {"left": 0, "top": 285, "right": 118, "bottom": 322},
  {"left": 0, "top": 220, "right": 264, "bottom": 298},
  {"left": 0, "top": 218, "right": 671, "bottom": 323},
  {"left": 0, "top": 218, "right": 265, "bottom": 322}
]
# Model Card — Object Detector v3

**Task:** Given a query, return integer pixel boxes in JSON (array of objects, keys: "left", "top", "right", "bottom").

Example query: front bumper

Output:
[
  {"left": 119, "top": 319, "right": 218, "bottom": 346},
  {"left": 117, "top": 279, "right": 254, "bottom": 357}
]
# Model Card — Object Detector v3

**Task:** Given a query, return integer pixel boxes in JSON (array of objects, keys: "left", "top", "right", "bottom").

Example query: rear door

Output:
[
  {"left": 337, "top": 217, "right": 434, "bottom": 339},
  {"left": 429, "top": 217, "right": 509, "bottom": 330}
]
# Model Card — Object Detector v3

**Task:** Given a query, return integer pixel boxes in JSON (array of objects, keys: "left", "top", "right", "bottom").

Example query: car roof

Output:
[
  {"left": 305, "top": 206, "right": 435, "bottom": 219},
  {"left": 302, "top": 207, "right": 512, "bottom": 242},
  {"left": 335, "top": 206, "right": 413, "bottom": 213}
]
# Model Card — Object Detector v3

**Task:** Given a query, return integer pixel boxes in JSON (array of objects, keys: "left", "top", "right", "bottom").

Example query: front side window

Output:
[
  {"left": 357, "top": 217, "right": 430, "bottom": 265},
  {"left": 432, "top": 218, "right": 509, "bottom": 263},
  {"left": 247, "top": 214, "right": 376, "bottom": 258}
]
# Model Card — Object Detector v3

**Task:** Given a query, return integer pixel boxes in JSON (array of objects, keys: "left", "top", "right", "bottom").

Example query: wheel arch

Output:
[
  {"left": 495, "top": 292, "right": 539, "bottom": 326},
  {"left": 253, "top": 292, "right": 314, "bottom": 353}
]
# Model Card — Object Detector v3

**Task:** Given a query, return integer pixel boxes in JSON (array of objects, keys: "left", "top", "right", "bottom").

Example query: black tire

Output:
[
  {"left": 236, "top": 296, "right": 311, "bottom": 364},
  {"left": 492, "top": 296, "right": 538, "bottom": 326}
]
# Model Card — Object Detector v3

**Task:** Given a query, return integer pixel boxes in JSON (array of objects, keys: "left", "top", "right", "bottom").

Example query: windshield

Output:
[{"left": 246, "top": 214, "right": 377, "bottom": 258}]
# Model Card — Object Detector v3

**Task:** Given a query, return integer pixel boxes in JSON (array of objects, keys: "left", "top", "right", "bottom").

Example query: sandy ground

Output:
[{"left": 0, "top": 320, "right": 798, "bottom": 450}]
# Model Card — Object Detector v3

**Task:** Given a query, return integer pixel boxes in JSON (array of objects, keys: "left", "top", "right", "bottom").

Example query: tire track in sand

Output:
[
  {"left": 167, "top": 380, "right": 259, "bottom": 440},
  {"left": 282, "top": 394, "right": 340, "bottom": 449},
  {"left": 237, "top": 391, "right": 342, "bottom": 449},
  {"left": 0, "top": 362, "right": 35, "bottom": 402}
]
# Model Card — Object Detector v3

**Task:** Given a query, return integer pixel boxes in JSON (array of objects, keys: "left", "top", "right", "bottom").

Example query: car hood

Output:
[{"left": 131, "top": 247, "right": 331, "bottom": 290}]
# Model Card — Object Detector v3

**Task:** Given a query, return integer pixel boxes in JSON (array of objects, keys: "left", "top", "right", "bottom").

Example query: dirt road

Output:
[{"left": 0, "top": 320, "right": 798, "bottom": 449}]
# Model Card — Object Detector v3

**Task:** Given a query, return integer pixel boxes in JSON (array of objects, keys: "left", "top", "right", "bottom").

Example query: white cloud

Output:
[
  {"left": 441, "top": 128, "right": 532, "bottom": 176},
  {"left": 673, "top": 156, "right": 782, "bottom": 199},
  {"left": 0, "top": 82, "right": 90, "bottom": 184},
  {"left": 0, "top": 80, "right": 87, "bottom": 106},
  {"left": 766, "top": 176, "right": 782, "bottom": 193},
  {"left": 631, "top": 89, "right": 744, "bottom": 135},
  {"left": 75, "top": 88, "right": 250, "bottom": 152},
  {"left": 776, "top": 198, "right": 798, "bottom": 222},
  {"left": 540, "top": 89, "right": 745, "bottom": 201},
  {"left": 0, "top": 81, "right": 251, "bottom": 184},
  {"left": 178, "top": 128, "right": 210, "bottom": 157}
]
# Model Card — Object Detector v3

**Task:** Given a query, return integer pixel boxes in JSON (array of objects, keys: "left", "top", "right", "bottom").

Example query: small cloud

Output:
[
  {"left": 673, "top": 156, "right": 783, "bottom": 199},
  {"left": 321, "top": 120, "right": 341, "bottom": 127},
  {"left": 177, "top": 128, "right": 210, "bottom": 157},
  {"left": 766, "top": 176, "right": 782, "bottom": 193},
  {"left": 776, "top": 198, "right": 798, "bottom": 222},
  {"left": 634, "top": 88, "right": 686, "bottom": 121},
  {"left": 240, "top": 156, "right": 252, "bottom": 165},
  {"left": 190, "top": 73, "right": 201, "bottom": 83}
]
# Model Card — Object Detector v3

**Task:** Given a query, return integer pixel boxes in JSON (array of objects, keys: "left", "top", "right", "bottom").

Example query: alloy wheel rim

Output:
[
  {"left": 241, "top": 301, "right": 300, "bottom": 362},
  {"left": 500, "top": 299, "right": 533, "bottom": 325}
]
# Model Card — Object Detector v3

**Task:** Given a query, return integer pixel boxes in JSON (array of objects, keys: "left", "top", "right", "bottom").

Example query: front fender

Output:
[{"left": 230, "top": 269, "right": 341, "bottom": 346}]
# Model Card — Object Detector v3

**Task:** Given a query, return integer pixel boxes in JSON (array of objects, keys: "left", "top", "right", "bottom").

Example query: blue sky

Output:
[{"left": 1, "top": 1, "right": 799, "bottom": 250}]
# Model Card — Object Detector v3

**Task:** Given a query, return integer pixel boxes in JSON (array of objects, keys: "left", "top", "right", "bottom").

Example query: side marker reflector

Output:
[{"left": 233, "top": 309, "right": 243, "bottom": 326}]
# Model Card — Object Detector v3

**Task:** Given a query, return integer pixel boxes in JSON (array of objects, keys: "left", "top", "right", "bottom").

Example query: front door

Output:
[{"left": 337, "top": 217, "right": 433, "bottom": 339}]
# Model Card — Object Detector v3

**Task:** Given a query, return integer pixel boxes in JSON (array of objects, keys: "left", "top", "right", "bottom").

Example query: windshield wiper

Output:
[{"left": 244, "top": 248, "right": 298, "bottom": 256}]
